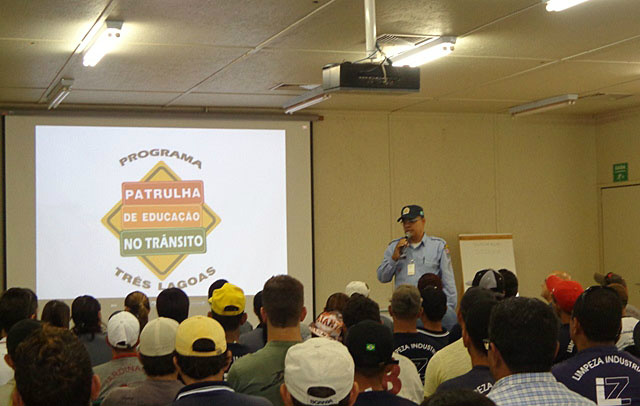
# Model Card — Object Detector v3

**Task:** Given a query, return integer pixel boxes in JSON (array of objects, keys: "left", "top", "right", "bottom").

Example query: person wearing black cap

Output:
[
  {"left": 377, "top": 205, "right": 457, "bottom": 310},
  {"left": 346, "top": 320, "right": 418, "bottom": 406}
]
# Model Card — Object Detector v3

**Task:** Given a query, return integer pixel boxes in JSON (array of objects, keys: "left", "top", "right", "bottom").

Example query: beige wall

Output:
[
  {"left": 596, "top": 108, "right": 640, "bottom": 184},
  {"left": 313, "top": 111, "right": 600, "bottom": 312}
]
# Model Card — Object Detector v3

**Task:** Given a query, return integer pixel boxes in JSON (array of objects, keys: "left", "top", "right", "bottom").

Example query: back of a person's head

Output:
[
  {"left": 262, "top": 275, "right": 304, "bottom": 328},
  {"left": 489, "top": 297, "right": 559, "bottom": 373},
  {"left": 156, "top": 288, "right": 189, "bottom": 323},
  {"left": 459, "top": 287, "right": 499, "bottom": 322},
  {"left": 606, "top": 283, "right": 628, "bottom": 307},
  {"left": 498, "top": 269, "right": 518, "bottom": 298},
  {"left": 41, "top": 300, "right": 70, "bottom": 329},
  {"left": 418, "top": 273, "right": 443, "bottom": 291},
  {"left": 324, "top": 292, "right": 350, "bottom": 313},
  {"left": 71, "top": 295, "right": 102, "bottom": 336},
  {"left": 0, "top": 288, "right": 38, "bottom": 334},
  {"left": 391, "top": 285, "right": 422, "bottom": 320},
  {"left": 7, "top": 319, "right": 42, "bottom": 359},
  {"left": 572, "top": 286, "right": 622, "bottom": 343},
  {"left": 342, "top": 294, "right": 381, "bottom": 328},
  {"left": 138, "top": 317, "right": 179, "bottom": 377},
  {"left": 463, "top": 297, "right": 498, "bottom": 355},
  {"left": 422, "top": 389, "right": 497, "bottom": 406},
  {"left": 207, "top": 279, "right": 228, "bottom": 299},
  {"left": 209, "top": 283, "right": 246, "bottom": 332},
  {"left": 13, "top": 325, "right": 94, "bottom": 406},
  {"left": 125, "top": 291, "right": 150, "bottom": 330},
  {"left": 420, "top": 286, "right": 447, "bottom": 322},
  {"left": 174, "top": 316, "right": 228, "bottom": 380},
  {"left": 253, "top": 290, "right": 264, "bottom": 321}
]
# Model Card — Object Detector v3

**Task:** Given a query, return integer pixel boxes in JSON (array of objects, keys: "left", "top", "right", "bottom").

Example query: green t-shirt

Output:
[{"left": 227, "top": 340, "right": 299, "bottom": 406}]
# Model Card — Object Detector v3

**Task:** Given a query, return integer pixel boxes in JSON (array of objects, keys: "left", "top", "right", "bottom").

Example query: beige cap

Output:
[
  {"left": 346, "top": 281, "right": 370, "bottom": 297},
  {"left": 107, "top": 311, "right": 140, "bottom": 349},
  {"left": 175, "top": 315, "right": 227, "bottom": 357},
  {"left": 139, "top": 317, "right": 179, "bottom": 356}
]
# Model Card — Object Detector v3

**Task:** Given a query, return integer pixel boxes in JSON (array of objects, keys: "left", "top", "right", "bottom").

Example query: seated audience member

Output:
[
  {"left": 156, "top": 288, "right": 189, "bottom": 323},
  {"left": 209, "top": 283, "right": 251, "bottom": 368},
  {"left": 0, "top": 288, "right": 38, "bottom": 386},
  {"left": 593, "top": 272, "right": 640, "bottom": 319},
  {"left": 436, "top": 296, "right": 498, "bottom": 395},
  {"left": 94, "top": 311, "right": 145, "bottom": 400},
  {"left": 0, "top": 319, "right": 42, "bottom": 405},
  {"left": 208, "top": 279, "right": 253, "bottom": 334},
  {"left": 324, "top": 292, "right": 350, "bottom": 314},
  {"left": 552, "top": 286, "right": 640, "bottom": 404},
  {"left": 309, "top": 311, "right": 346, "bottom": 342},
  {"left": 606, "top": 283, "right": 640, "bottom": 355},
  {"left": 12, "top": 325, "right": 100, "bottom": 406},
  {"left": 550, "top": 280, "right": 583, "bottom": 363},
  {"left": 280, "top": 338, "right": 358, "bottom": 406},
  {"left": 102, "top": 317, "right": 183, "bottom": 406},
  {"left": 71, "top": 295, "right": 112, "bottom": 366},
  {"left": 486, "top": 297, "right": 595, "bottom": 406},
  {"left": 422, "top": 389, "right": 497, "bottom": 406},
  {"left": 346, "top": 282, "right": 394, "bottom": 331},
  {"left": 417, "top": 274, "right": 457, "bottom": 332},
  {"left": 346, "top": 320, "right": 418, "bottom": 406},
  {"left": 172, "top": 315, "right": 271, "bottom": 406},
  {"left": 423, "top": 287, "right": 497, "bottom": 398},
  {"left": 541, "top": 271, "right": 571, "bottom": 303},
  {"left": 342, "top": 293, "right": 423, "bottom": 404},
  {"left": 228, "top": 275, "right": 306, "bottom": 406},
  {"left": 41, "top": 300, "right": 70, "bottom": 329},
  {"left": 239, "top": 290, "right": 268, "bottom": 352},
  {"left": 125, "top": 291, "right": 151, "bottom": 331},
  {"left": 497, "top": 269, "right": 518, "bottom": 298},
  {"left": 390, "top": 285, "right": 448, "bottom": 383}
]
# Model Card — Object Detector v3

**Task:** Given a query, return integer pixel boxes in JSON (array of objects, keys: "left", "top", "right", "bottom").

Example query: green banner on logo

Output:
[{"left": 120, "top": 227, "right": 206, "bottom": 256}]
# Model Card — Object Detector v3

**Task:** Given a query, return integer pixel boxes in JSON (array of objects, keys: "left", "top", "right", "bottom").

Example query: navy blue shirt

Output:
[
  {"left": 552, "top": 346, "right": 640, "bottom": 405},
  {"left": 436, "top": 365, "right": 494, "bottom": 394},
  {"left": 554, "top": 323, "right": 577, "bottom": 364},
  {"left": 171, "top": 381, "right": 272, "bottom": 406},
  {"left": 354, "top": 390, "right": 418, "bottom": 406},
  {"left": 393, "top": 328, "right": 449, "bottom": 383}
]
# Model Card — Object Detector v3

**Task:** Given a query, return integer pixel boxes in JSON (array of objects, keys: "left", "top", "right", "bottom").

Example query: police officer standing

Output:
[{"left": 377, "top": 205, "right": 457, "bottom": 309}]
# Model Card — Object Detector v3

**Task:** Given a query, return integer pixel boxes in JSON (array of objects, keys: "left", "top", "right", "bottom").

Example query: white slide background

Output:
[{"left": 35, "top": 125, "right": 287, "bottom": 300}]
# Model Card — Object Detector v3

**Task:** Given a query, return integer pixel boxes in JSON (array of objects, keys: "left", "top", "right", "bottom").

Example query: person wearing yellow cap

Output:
[
  {"left": 209, "top": 283, "right": 251, "bottom": 371},
  {"left": 171, "top": 316, "right": 272, "bottom": 406}
]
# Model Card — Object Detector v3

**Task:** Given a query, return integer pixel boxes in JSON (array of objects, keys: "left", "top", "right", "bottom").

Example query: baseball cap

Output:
[
  {"left": 418, "top": 273, "right": 443, "bottom": 291},
  {"left": 175, "top": 315, "right": 226, "bottom": 357},
  {"left": 390, "top": 285, "right": 422, "bottom": 318},
  {"left": 545, "top": 274, "right": 563, "bottom": 293},
  {"left": 309, "top": 311, "right": 346, "bottom": 341},
  {"left": 594, "top": 272, "right": 626, "bottom": 287},
  {"left": 346, "top": 281, "right": 370, "bottom": 298},
  {"left": 139, "top": 317, "right": 179, "bottom": 357},
  {"left": 209, "top": 283, "right": 245, "bottom": 316},
  {"left": 397, "top": 205, "right": 424, "bottom": 222},
  {"left": 346, "top": 320, "right": 397, "bottom": 368},
  {"left": 285, "top": 338, "right": 354, "bottom": 405},
  {"left": 107, "top": 311, "right": 140, "bottom": 349},
  {"left": 551, "top": 280, "right": 584, "bottom": 313},
  {"left": 467, "top": 269, "right": 505, "bottom": 294}
]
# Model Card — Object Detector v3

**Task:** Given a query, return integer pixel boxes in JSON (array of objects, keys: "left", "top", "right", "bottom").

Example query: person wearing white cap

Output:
[
  {"left": 102, "top": 317, "right": 184, "bottom": 406},
  {"left": 280, "top": 338, "right": 359, "bottom": 406},
  {"left": 94, "top": 311, "right": 145, "bottom": 401}
]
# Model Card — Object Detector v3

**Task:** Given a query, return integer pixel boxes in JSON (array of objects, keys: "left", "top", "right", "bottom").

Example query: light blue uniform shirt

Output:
[{"left": 377, "top": 233, "right": 457, "bottom": 309}]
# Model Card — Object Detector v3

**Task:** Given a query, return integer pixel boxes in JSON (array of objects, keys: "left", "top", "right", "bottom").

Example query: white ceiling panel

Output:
[
  {"left": 397, "top": 98, "right": 517, "bottom": 114},
  {"left": 0, "top": 88, "right": 47, "bottom": 103},
  {"left": 63, "top": 89, "right": 179, "bottom": 105},
  {"left": 170, "top": 93, "right": 293, "bottom": 108},
  {"left": 0, "top": 40, "right": 74, "bottom": 88}
]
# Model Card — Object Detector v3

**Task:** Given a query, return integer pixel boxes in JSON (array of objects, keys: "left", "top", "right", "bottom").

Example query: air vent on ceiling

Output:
[{"left": 269, "top": 83, "right": 321, "bottom": 92}]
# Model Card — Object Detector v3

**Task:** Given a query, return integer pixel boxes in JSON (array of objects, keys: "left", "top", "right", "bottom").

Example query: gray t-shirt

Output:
[
  {"left": 78, "top": 332, "right": 112, "bottom": 366},
  {"left": 102, "top": 378, "right": 184, "bottom": 406},
  {"left": 94, "top": 354, "right": 146, "bottom": 400}
]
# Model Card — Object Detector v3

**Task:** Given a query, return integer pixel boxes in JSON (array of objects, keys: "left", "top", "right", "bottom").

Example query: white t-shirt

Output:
[
  {"left": 616, "top": 316, "right": 639, "bottom": 351},
  {"left": 0, "top": 339, "right": 12, "bottom": 386},
  {"left": 382, "top": 352, "right": 424, "bottom": 404}
]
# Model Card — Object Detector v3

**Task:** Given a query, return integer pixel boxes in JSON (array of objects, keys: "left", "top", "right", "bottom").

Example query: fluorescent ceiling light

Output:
[
  {"left": 46, "top": 78, "right": 74, "bottom": 110},
  {"left": 544, "top": 0, "right": 592, "bottom": 12},
  {"left": 83, "top": 20, "right": 123, "bottom": 67},
  {"left": 391, "top": 36, "right": 456, "bottom": 67},
  {"left": 509, "top": 94, "right": 579, "bottom": 117},
  {"left": 283, "top": 88, "right": 331, "bottom": 114}
]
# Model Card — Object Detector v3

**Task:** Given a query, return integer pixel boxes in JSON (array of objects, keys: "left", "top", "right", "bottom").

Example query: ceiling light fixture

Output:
[
  {"left": 391, "top": 36, "right": 456, "bottom": 67},
  {"left": 46, "top": 78, "right": 74, "bottom": 110},
  {"left": 283, "top": 88, "right": 331, "bottom": 114},
  {"left": 83, "top": 20, "right": 123, "bottom": 67},
  {"left": 544, "top": 0, "right": 592, "bottom": 12},
  {"left": 509, "top": 94, "right": 579, "bottom": 117}
]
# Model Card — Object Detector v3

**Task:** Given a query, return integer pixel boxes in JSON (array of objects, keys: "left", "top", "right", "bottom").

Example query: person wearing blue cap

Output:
[{"left": 377, "top": 205, "right": 457, "bottom": 310}]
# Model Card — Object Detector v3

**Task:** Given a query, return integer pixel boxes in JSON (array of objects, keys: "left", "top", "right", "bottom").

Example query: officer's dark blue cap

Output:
[{"left": 397, "top": 205, "right": 424, "bottom": 222}]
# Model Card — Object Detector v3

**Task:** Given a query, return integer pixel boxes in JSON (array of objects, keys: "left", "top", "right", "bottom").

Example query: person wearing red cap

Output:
[
  {"left": 551, "top": 280, "right": 584, "bottom": 364},
  {"left": 541, "top": 272, "right": 571, "bottom": 303}
]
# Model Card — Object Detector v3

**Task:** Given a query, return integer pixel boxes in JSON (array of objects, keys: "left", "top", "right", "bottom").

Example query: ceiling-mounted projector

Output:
[{"left": 322, "top": 62, "right": 420, "bottom": 93}]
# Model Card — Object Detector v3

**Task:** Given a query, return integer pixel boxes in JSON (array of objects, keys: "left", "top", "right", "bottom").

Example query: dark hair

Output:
[
  {"left": 262, "top": 275, "right": 304, "bottom": 328},
  {"left": 211, "top": 313, "right": 244, "bottom": 332},
  {"left": 421, "top": 286, "right": 447, "bottom": 322},
  {"left": 291, "top": 392, "right": 351, "bottom": 406},
  {"left": 157, "top": 288, "right": 189, "bottom": 323},
  {"left": 125, "top": 291, "right": 150, "bottom": 330},
  {"left": 175, "top": 351, "right": 227, "bottom": 380},
  {"left": 253, "top": 291, "right": 264, "bottom": 322},
  {"left": 572, "top": 286, "right": 622, "bottom": 343},
  {"left": 41, "top": 300, "right": 71, "bottom": 329},
  {"left": 14, "top": 325, "right": 93, "bottom": 406},
  {"left": 422, "top": 389, "right": 497, "bottom": 406},
  {"left": 140, "top": 353, "right": 176, "bottom": 377},
  {"left": 418, "top": 273, "right": 443, "bottom": 291},
  {"left": 71, "top": 295, "right": 102, "bottom": 338},
  {"left": 342, "top": 294, "right": 381, "bottom": 328},
  {"left": 498, "top": 269, "right": 518, "bottom": 298},
  {"left": 460, "top": 287, "right": 500, "bottom": 322},
  {"left": 489, "top": 297, "right": 559, "bottom": 373},
  {"left": 0, "top": 288, "right": 38, "bottom": 334},
  {"left": 208, "top": 279, "right": 228, "bottom": 299},
  {"left": 324, "top": 293, "right": 350, "bottom": 313},
  {"left": 463, "top": 298, "right": 498, "bottom": 355}
]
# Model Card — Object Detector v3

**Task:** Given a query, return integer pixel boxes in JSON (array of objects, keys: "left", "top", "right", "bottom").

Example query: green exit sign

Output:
[{"left": 613, "top": 163, "right": 628, "bottom": 182}]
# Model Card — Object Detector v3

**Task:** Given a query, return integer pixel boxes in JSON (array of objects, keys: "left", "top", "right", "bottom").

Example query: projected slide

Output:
[{"left": 35, "top": 126, "right": 287, "bottom": 300}]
